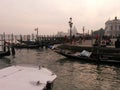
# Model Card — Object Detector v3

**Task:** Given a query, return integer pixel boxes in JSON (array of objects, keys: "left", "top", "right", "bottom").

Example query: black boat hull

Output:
[{"left": 54, "top": 49, "right": 120, "bottom": 64}]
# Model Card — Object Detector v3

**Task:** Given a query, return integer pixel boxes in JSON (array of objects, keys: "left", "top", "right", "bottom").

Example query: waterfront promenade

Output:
[{"left": 73, "top": 39, "right": 116, "bottom": 48}]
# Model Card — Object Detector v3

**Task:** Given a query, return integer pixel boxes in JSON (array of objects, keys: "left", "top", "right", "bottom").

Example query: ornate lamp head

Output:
[{"left": 69, "top": 17, "right": 73, "bottom": 28}]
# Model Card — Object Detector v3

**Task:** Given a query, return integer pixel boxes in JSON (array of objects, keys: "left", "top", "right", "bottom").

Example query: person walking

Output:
[{"left": 115, "top": 38, "right": 120, "bottom": 48}]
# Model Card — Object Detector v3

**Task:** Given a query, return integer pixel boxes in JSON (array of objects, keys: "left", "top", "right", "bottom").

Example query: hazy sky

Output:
[{"left": 0, "top": 0, "right": 120, "bottom": 35}]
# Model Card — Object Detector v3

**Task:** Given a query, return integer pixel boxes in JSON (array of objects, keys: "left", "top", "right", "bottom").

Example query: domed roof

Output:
[
  {"left": 105, "top": 20, "right": 112, "bottom": 24},
  {"left": 105, "top": 17, "right": 120, "bottom": 24}
]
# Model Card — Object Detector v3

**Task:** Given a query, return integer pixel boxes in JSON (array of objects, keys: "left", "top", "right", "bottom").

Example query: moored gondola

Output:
[
  {"left": 0, "top": 46, "right": 11, "bottom": 58},
  {"left": 54, "top": 49, "right": 120, "bottom": 64},
  {"left": 13, "top": 44, "right": 40, "bottom": 49}
]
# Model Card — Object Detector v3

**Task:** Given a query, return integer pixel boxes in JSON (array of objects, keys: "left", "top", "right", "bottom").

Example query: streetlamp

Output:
[
  {"left": 83, "top": 26, "right": 85, "bottom": 41},
  {"left": 35, "top": 28, "right": 38, "bottom": 40},
  {"left": 68, "top": 17, "right": 73, "bottom": 44},
  {"left": 83, "top": 26, "right": 84, "bottom": 37}
]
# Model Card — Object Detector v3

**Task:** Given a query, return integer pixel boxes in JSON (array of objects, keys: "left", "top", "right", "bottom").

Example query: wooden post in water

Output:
[
  {"left": 14, "top": 35, "right": 17, "bottom": 44},
  {"left": 8, "top": 34, "right": 10, "bottom": 42},
  {"left": 31, "top": 33, "right": 34, "bottom": 41},
  {"left": 3, "top": 32, "right": 5, "bottom": 50},
  {"left": 20, "top": 34, "right": 22, "bottom": 42},
  {"left": 35, "top": 28, "right": 38, "bottom": 41},
  {"left": 0, "top": 34, "right": 3, "bottom": 50},
  {"left": 91, "top": 30, "right": 93, "bottom": 46},
  {"left": 11, "top": 33, "right": 14, "bottom": 43},
  {"left": 97, "top": 34, "right": 101, "bottom": 62}
]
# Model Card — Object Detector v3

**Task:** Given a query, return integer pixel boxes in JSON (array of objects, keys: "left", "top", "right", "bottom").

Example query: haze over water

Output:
[
  {"left": 1, "top": 0, "right": 120, "bottom": 34},
  {"left": 0, "top": 49, "right": 120, "bottom": 90}
]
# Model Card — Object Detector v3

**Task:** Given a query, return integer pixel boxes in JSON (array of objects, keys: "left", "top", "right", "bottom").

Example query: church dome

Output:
[{"left": 105, "top": 17, "right": 120, "bottom": 25}]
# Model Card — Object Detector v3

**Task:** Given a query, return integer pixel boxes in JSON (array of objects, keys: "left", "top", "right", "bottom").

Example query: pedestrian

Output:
[
  {"left": 11, "top": 46, "right": 15, "bottom": 56},
  {"left": 115, "top": 38, "right": 120, "bottom": 48}
]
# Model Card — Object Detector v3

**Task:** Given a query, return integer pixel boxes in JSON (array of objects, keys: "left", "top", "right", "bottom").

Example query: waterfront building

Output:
[
  {"left": 57, "top": 31, "right": 69, "bottom": 37},
  {"left": 71, "top": 26, "right": 78, "bottom": 36},
  {"left": 105, "top": 17, "right": 120, "bottom": 37},
  {"left": 57, "top": 26, "right": 78, "bottom": 37}
]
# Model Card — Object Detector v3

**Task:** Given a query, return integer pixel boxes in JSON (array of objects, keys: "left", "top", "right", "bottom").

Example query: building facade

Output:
[
  {"left": 57, "top": 26, "right": 78, "bottom": 37},
  {"left": 105, "top": 17, "right": 120, "bottom": 37}
]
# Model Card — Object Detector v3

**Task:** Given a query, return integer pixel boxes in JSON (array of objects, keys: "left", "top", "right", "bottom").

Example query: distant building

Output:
[
  {"left": 105, "top": 17, "right": 120, "bottom": 37},
  {"left": 57, "top": 31, "right": 69, "bottom": 37},
  {"left": 57, "top": 26, "right": 79, "bottom": 37},
  {"left": 71, "top": 26, "right": 78, "bottom": 36}
]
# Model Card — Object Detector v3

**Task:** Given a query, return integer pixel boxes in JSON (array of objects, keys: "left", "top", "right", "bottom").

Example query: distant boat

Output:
[
  {"left": 0, "top": 65, "right": 57, "bottom": 90},
  {"left": 0, "top": 46, "right": 10, "bottom": 58},
  {"left": 17, "top": 40, "right": 38, "bottom": 45},
  {"left": 15, "top": 39, "right": 41, "bottom": 49},
  {"left": 13, "top": 44, "right": 40, "bottom": 49}
]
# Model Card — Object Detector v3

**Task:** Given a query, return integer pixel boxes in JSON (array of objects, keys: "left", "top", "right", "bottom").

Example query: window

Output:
[
  {"left": 111, "top": 26, "right": 113, "bottom": 30},
  {"left": 115, "top": 25, "right": 117, "bottom": 30}
]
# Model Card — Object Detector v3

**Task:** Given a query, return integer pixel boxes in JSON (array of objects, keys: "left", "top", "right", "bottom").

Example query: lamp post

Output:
[
  {"left": 68, "top": 17, "right": 73, "bottom": 44},
  {"left": 83, "top": 26, "right": 85, "bottom": 41},
  {"left": 83, "top": 26, "right": 84, "bottom": 37},
  {"left": 35, "top": 28, "right": 38, "bottom": 40}
]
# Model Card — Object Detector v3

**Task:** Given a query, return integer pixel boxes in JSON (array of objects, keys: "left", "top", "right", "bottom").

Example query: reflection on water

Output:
[
  {"left": 0, "top": 49, "right": 120, "bottom": 90},
  {"left": 0, "top": 57, "right": 11, "bottom": 69}
]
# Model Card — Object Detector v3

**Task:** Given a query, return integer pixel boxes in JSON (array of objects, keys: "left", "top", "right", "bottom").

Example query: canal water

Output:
[{"left": 0, "top": 48, "right": 120, "bottom": 90}]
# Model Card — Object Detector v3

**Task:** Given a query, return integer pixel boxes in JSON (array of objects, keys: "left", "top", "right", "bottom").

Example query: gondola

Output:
[
  {"left": 0, "top": 47, "right": 11, "bottom": 58},
  {"left": 13, "top": 44, "right": 40, "bottom": 49},
  {"left": 54, "top": 49, "right": 120, "bottom": 64},
  {"left": 0, "top": 51, "right": 10, "bottom": 58},
  {"left": 17, "top": 40, "right": 37, "bottom": 45}
]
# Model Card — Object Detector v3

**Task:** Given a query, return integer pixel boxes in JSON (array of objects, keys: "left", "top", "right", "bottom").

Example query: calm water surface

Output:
[{"left": 0, "top": 48, "right": 120, "bottom": 90}]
